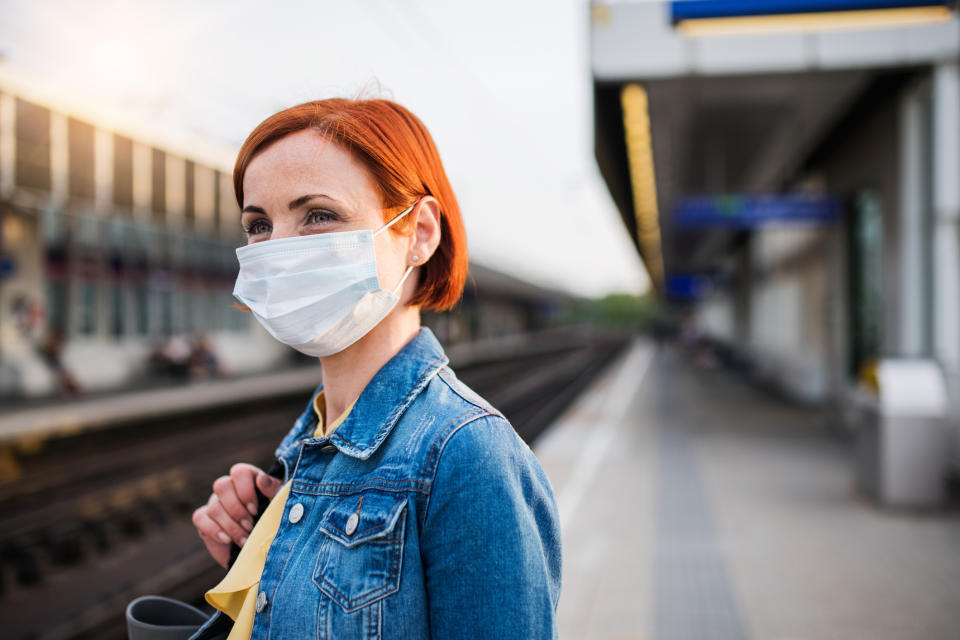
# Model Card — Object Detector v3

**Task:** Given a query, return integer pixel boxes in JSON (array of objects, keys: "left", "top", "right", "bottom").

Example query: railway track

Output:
[{"left": 0, "top": 329, "right": 628, "bottom": 639}]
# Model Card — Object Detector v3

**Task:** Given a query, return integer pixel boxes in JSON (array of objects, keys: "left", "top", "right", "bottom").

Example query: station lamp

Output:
[
  {"left": 621, "top": 84, "right": 665, "bottom": 292},
  {"left": 670, "top": 0, "right": 957, "bottom": 36}
]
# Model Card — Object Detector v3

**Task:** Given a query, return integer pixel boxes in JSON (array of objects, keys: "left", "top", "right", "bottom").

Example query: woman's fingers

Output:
[
  {"left": 198, "top": 530, "right": 231, "bottom": 569},
  {"left": 255, "top": 472, "right": 283, "bottom": 500},
  {"left": 204, "top": 493, "right": 250, "bottom": 546},
  {"left": 193, "top": 461, "right": 274, "bottom": 567},
  {"left": 212, "top": 475, "right": 254, "bottom": 531},
  {"left": 192, "top": 506, "right": 231, "bottom": 568},
  {"left": 192, "top": 502, "right": 230, "bottom": 544},
  {"left": 230, "top": 463, "right": 262, "bottom": 516}
]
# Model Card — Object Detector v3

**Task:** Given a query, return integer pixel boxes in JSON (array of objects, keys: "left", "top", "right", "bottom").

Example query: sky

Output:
[{"left": 0, "top": 0, "right": 650, "bottom": 297}]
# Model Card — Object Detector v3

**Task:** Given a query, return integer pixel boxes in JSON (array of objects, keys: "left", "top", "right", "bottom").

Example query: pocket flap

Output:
[{"left": 319, "top": 493, "right": 406, "bottom": 547}]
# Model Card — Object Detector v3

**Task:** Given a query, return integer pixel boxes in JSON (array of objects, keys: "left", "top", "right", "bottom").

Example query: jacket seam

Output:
[
  {"left": 329, "top": 355, "right": 448, "bottom": 455},
  {"left": 263, "top": 500, "right": 312, "bottom": 636},
  {"left": 436, "top": 367, "right": 505, "bottom": 417},
  {"left": 419, "top": 411, "right": 499, "bottom": 528},
  {"left": 291, "top": 479, "right": 429, "bottom": 495}
]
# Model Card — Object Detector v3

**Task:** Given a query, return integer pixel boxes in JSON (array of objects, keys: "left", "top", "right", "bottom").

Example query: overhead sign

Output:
[
  {"left": 670, "top": 0, "right": 951, "bottom": 22},
  {"left": 672, "top": 194, "right": 841, "bottom": 229},
  {"left": 666, "top": 274, "right": 711, "bottom": 300},
  {"left": 0, "top": 257, "right": 15, "bottom": 280}
]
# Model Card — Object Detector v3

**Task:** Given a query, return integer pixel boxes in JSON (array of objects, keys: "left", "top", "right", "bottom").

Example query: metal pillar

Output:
[{"left": 932, "top": 61, "right": 960, "bottom": 373}]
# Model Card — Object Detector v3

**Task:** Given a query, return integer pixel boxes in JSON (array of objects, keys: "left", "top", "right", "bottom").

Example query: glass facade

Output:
[
  {"left": 110, "top": 285, "right": 125, "bottom": 337},
  {"left": 6, "top": 95, "right": 246, "bottom": 346},
  {"left": 76, "top": 282, "right": 97, "bottom": 335}
]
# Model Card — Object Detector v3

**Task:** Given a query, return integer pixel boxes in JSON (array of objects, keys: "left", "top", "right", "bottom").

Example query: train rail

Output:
[{"left": 0, "top": 329, "right": 628, "bottom": 639}]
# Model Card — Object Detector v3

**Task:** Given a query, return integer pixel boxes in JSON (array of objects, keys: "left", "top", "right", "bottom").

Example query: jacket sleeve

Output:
[{"left": 420, "top": 414, "right": 562, "bottom": 639}]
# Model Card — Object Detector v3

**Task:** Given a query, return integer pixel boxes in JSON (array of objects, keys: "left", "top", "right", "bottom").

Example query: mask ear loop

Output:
[
  {"left": 374, "top": 202, "right": 418, "bottom": 295},
  {"left": 373, "top": 203, "right": 416, "bottom": 237},
  {"left": 392, "top": 265, "right": 415, "bottom": 295}
]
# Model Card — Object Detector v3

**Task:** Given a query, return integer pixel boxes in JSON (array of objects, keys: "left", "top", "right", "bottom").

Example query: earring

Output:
[{"left": 411, "top": 255, "right": 420, "bottom": 264}]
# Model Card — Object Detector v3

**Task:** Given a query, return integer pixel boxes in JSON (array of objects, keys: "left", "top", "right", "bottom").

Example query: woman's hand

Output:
[{"left": 192, "top": 463, "right": 283, "bottom": 568}]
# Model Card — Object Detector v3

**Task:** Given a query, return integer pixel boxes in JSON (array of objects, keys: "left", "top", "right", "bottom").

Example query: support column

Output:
[
  {"left": 50, "top": 113, "right": 68, "bottom": 206},
  {"left": 0, "top": 93, "right": 14, "bottom": 198},
  {"left": 897, "top": 83, "right": 929, "bottom": 357},
  {"left": 932, "top": 61, "right": 960, "bottom": 471},
  {"left": 932, "top": 61, "right": 960, "bottom": 373}
]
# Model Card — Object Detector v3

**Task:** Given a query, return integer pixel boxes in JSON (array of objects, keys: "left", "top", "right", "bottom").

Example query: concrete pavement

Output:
[{"left": 535, "top": 340, "right": 960, "bottom": 640}]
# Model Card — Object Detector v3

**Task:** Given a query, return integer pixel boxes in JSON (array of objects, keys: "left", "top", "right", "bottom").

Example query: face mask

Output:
[{"left": 233, "top": 205, "right": 415, "bottom": 357}]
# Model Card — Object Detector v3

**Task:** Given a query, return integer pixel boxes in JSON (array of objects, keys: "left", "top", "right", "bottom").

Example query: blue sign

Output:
[
  {"left": 671, "top": 0, "right": 950, "bottom": 23},
  {"left": 672, "top": 194, "right": 841, "bottom": 229},
  {"left": 0, "top": 257, "right": 15, "bottom": 280},
  {"left": 666, "top": 274, "right": 711, "bottom": 300}
]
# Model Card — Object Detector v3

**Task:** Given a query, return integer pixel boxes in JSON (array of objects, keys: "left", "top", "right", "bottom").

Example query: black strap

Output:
[{"left": 227, "top": 460, "right": 285, "bottom": 568}]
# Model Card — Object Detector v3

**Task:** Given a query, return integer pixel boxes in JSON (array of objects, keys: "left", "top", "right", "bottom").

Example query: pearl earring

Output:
[{"left": 412, "top": 255, "right": 420, "bottom": 264}]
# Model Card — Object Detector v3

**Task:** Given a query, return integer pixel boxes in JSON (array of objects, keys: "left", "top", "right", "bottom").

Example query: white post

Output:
[
  {"left": 932, "top": 61, "right": 960, "bottom": 472},
  {"left": 0, "top": 94, "right": 15, "bottom": 198},
  {"left": 50, "top": 112, "right": 69, "bottom": 206},
  {"left": 898, "top": 86, "right": 926, "bottom": 357},
  {"left": 93, "top": 129, "right": 113, "bottom": 216},
  {"left": 132, "top": 141, "right": 153, "bottom": 219},
  {"left": 932, "top": 61, "right": 960, "bottom": 373}
]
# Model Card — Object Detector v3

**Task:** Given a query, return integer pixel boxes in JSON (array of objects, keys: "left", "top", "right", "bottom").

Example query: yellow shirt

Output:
[{"left": 205, "top": 390, "right": 352, "bottom": 640}]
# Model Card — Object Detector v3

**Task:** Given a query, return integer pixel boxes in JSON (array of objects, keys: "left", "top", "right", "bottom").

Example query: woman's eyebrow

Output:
[
  {"left": 242, "top": 194, "right": 341, "bottom": 215},
  {"left": 288, "top": 194, "right": 341, "bottom": 210}
]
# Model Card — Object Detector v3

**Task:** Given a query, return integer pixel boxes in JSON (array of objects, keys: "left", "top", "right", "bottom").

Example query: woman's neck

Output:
[{"left": 318, "top": 305, "right": 421, "bottom": 424}]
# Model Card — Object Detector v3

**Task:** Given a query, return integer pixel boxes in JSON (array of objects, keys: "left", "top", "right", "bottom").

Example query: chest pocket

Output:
[{"left": 313, "top": 492, "right": 407, "bottom": 612}]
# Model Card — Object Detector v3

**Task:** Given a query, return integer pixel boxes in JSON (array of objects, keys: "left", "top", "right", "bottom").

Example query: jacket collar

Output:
[{"left": 276, "top": 327, "right": 449, "bottom": 464}]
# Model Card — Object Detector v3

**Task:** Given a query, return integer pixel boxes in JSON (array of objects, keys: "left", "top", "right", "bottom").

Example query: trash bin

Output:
[{"left": 854, "top": 358, "right": 953, "bottom": 508}]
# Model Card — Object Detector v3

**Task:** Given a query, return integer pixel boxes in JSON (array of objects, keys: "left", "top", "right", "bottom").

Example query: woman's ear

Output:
[{"left": 409, "top": 197, "right": 442, "bottom": 266}]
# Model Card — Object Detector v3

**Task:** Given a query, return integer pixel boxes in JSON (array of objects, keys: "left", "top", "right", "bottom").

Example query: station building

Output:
[
  {"left": 590, "top": 2, "right": 960, "bottom": 470},
  {"left": 0, "top": 64, "right": 286, "bottom": 396},
  {"left": 0, "top": 65, "right": 575, "bottom": 398}
]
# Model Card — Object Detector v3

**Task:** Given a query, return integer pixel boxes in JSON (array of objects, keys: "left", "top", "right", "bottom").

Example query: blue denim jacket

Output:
[{"left": 192, "top": 328, "right": 561, "bottom": 639}]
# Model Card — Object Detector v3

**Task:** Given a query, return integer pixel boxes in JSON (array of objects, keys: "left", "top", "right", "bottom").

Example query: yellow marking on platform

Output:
[
  {"left": 0, "top": 446, "right": 21, "bottom": 482},
  {"left": 16, "top": 433, "right": 47, "bottom": 455}
]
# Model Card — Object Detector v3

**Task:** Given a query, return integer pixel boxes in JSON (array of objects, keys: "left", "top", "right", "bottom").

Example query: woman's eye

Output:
[
  {"left": 244, "top": 219, "right": 271, "bottom": 235},
  {"left": 307, "top": 209, "right": 337, "bottom": 225}
]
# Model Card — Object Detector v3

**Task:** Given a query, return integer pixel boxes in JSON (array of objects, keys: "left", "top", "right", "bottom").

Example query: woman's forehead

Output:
[{"left": 243, "top": 130, "right": 380, "bottom": 209}]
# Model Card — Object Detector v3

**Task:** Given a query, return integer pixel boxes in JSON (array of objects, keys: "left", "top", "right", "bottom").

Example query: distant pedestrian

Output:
[
  {"left": 148, "top": 336, "right": 192, "bottom": 380},
  {"left": 38, "top": 329, "right": 81, "bottom": 397},
  {"left": 188, "top": 334, "right": 222, "bottom": 379},
  {"left": 189, "top": 99, "right": 561, "bottom": 639}
]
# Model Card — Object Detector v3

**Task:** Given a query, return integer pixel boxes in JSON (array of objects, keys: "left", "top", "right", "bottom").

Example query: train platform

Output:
[
  {"left": 0, "top": 326, "right": 604, "bottom": 449},
  {"left": 536, "top": 339, "right": 960, "bottom": 640},
  {"left": 0, "top": 365, "right": 324, "bottom": 448}
]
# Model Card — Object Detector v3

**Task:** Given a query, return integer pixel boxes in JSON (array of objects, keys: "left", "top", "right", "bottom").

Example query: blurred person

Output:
[
  {"left": 149, "top": 336, "right": 192, "bottom": 379},
  {"left": 188, "top": 99, "right": 561, "bottom": 639},
  {"left": 188, "top": 334, "right": 222, "bottom": 379},
  {"left": 37, "top": 329, "right": 81, "bottom": 397}
]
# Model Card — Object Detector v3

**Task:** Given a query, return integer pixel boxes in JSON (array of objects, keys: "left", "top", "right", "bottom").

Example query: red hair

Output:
[{"left": 234, "top": 99, "right": 468, "bottom": 311}]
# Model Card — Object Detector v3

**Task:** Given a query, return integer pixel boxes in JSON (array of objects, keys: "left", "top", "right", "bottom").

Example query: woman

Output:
[{"left": 190, "top": 99, "right": 561, "bottom": 639}]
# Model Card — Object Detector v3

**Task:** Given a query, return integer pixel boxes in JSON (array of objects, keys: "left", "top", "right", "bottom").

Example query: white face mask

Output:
[{"left": 233, "top": 205, "right": 415, "bottom": 357}]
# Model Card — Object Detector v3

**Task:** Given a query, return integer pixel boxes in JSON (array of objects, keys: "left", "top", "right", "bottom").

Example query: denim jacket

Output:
[{"left": 191, "top": 328, "right": 561, "bottom": 639}]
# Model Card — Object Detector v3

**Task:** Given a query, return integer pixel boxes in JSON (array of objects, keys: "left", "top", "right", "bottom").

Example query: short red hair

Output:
[{"left": 234, "top": 99, "right": 468, "bottom": 311}]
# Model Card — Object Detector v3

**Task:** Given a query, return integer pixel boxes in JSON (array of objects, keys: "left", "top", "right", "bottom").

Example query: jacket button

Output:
[
  {"left": 255, "top": 591, "right": 267, "bottom": 613},
  {"left": 345, "top": 512, "right": 359, "bottom": 536},
  {"left": 288, "top": 503, "right": 304, "bottom": 524}
]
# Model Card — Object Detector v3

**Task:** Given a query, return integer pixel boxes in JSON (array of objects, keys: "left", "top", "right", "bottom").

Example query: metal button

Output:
[
  {"left": 255, "top": 591, "right": 267, "bottom": 613},
  {"left": 345, "top": 512, "right": 359, "bottom": 536},
  {"left": 288, "top": 503, "right": 304, "bottom": 524}
]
